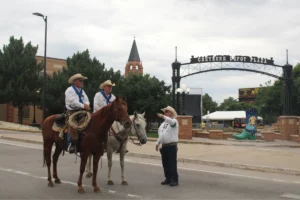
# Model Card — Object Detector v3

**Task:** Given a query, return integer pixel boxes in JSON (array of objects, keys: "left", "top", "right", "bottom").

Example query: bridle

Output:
[
  {"left": 109, "top": 114, "right": 142, "bottom": 149},
  {"left": 129, "top": 115, "right": 142, "bottom": 146}
]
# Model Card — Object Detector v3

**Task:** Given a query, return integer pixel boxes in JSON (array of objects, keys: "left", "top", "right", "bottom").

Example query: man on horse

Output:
[
  {"left": 65, "top": 73, "right": 91, "bottom": 154},
  {"left": 93, "top": 80, "right": 116, "bottom": 151}
]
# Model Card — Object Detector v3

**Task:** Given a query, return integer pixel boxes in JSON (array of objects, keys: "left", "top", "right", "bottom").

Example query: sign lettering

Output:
[{"left": 191, "top": 55, "right": 274, "bottom": 65}]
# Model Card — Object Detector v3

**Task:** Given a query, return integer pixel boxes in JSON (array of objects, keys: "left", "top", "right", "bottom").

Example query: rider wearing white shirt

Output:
[
  {"left": 65, "top": 73, "right": 91, "bottom": 154},
  {"left": 93, "top": 80, "right": 116, "bottom": 151},
  {"left": 156, "top": 106, "right": 179, "bottom": 187}
]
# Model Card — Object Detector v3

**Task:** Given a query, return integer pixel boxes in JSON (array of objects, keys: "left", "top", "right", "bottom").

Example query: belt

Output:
[{"left": 162, "top": 142, "right": 178, "bottom": 147}]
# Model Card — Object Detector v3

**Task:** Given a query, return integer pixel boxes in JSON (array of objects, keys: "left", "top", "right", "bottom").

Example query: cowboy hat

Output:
[
  {"left": 68, "top": 73, "right": 88, "bottom": 84},
  {"left": 161, "top": 106, "right": 177, "bottom": 118},
  {"left": 100, "top": 80, "right": 116, "bottom": 89}
]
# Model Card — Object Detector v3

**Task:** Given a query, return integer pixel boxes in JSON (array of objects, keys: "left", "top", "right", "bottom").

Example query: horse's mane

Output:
[{"left": 92, "top": 103, "right": 112, "bottom": 118}]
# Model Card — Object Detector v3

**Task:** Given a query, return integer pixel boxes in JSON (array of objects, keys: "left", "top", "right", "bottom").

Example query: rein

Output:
[{"left": 109, "top": 115, "right": 142, "bottom": 151}]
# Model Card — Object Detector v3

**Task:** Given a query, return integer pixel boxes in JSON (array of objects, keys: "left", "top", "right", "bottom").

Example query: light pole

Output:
[
  {"left": 176, "top": 84, "right": 191, "bottom": 115},
  {"left": 33, "top": 12, "right": 47, "bottom": 121}
]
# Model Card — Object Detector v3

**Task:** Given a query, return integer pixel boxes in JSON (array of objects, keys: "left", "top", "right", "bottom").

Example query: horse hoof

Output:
[
  {"left": 86, "top": 172, "right": 93, "bottom": 178},
  {"left": 78, "top": 188, "right": 85, "bottom": 194},
  {"left": 122, "top": 181, "right": 128, "bottom": 186},
  {"left": 54, "top": 179, "right": 61, "bottom": 184},
  {"left": 48, "top": 182, "right": 54, "bottom": 187},
  {"left": 94, "top": 187, "right": 101, "bottom": 193},
  {"left": 107, "top": 180, "right": 114, "bottom": 185}
]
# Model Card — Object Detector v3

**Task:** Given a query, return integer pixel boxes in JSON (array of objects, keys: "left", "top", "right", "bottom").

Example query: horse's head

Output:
[
  {"left": 111, "top": 96, "right": 131, "bottom": 129},
  {"left": 131, "top": 111, "right": 147, "bottom": 145}
]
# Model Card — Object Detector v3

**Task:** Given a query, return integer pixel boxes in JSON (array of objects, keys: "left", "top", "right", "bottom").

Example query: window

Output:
[{"left": 23, "top": 106, "right": 30, "bottom": 119}]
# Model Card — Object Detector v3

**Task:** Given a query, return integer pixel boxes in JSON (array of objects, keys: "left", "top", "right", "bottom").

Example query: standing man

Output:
[
  {"left": 65, "top": 73, "right": 91, "bottom": 154},
  {"left": 93, "top": 80, "right": 116, "bottom": 150},
  {"left": 156, "top": 106, "right": 179, "bottom": 187}
]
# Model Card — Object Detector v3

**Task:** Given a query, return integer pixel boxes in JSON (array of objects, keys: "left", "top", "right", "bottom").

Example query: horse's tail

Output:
[{"left": 43, "top": 143, "right": 46, "bottom": 167}]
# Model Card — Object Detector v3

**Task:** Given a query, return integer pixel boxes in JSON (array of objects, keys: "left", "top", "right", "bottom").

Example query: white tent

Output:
[{"left": 202, "top": 111, "right": 263, "bottom": 121}]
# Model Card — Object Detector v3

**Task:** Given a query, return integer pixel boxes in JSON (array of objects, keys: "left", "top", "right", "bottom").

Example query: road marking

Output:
[
  {"left": 281, "top": 193, "right": 300, "bottom": 199},
  {"left": 0, "top": 167, "right": 143, "bottom": 199},
  {"left": 1, "top": 139, "right": 300, "bottom": 185}
]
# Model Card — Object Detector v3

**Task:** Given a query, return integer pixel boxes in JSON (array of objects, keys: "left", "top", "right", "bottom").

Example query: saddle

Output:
[{"left": 52, "top": 111, "right": 91, "bottom": 133}]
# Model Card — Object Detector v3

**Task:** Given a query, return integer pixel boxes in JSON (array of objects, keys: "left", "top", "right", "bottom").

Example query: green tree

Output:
[
  {"left": 253, "top": 80, "right": 283, "bottom": 124},
  {"left": 292, "top": 63, "right": 300, "bottom": 115},
  {"left": 0, "top": 36, "right": 42, "bottom": 124},
  {"left": 202, "top": 93, "right": 218, "bottom": 115},
  {"left": 218, "top": 97, "right": 241, "bottom": 111},
  {"left": 120, "top": 73, "right": 171, "bottom": 131},
  {"left": 45, "top": 50, "right": 123, "bottom": 115}
]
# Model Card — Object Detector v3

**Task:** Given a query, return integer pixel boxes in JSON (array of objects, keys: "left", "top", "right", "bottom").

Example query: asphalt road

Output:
[{"left": 0, "top": 139, "right": 300, "bottom": 200}]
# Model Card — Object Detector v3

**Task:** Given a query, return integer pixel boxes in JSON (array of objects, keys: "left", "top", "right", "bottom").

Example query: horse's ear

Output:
[
  {"left": 134, "top": 111, "right": 138, "bottom": 118},
  {"left": 142, "top": 112, "right": 145, "bottom": 117}
]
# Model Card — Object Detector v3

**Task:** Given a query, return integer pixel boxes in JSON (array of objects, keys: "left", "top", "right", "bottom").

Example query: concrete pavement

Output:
[
  {"left": 1, "top": 140, "right": 300, "bottom": 199},
  {"left": 1, "top": 129, "right": 300, "bottom": 175}
]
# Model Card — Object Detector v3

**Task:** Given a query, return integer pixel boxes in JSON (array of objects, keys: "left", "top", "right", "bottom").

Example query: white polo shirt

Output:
[{"left": 156, "top": 116, "right": 179, "bottom": 145}]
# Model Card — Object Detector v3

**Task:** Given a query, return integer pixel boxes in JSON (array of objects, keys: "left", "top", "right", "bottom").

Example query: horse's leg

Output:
[
  {"left": 120, "top": 147, "right": 128, "bottom": 185},
  {"left": 53, "top": 141, "right": 63, "bottom": 184},
  {"left": 107, "top": 147, "right": 114, "bottom": 185},
  {"left": 92, "top": 153, "right": 102, "bottom": 193},
  {"left": 77, "top": 151, "right": 88, "bottom": 194},
  {"left": 85, "top": 155, "right": 93, "bottom": 178},
  {"left": 44, "top": 141, "right": 54, "bottom": 187}
]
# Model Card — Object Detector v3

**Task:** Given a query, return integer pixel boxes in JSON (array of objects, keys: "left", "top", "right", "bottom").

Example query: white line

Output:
[
  {"left": 2, "top": 139, "right": 300, "bottom": 185},
  {"left": 15, "top": 171, "right": 30, "bottom": 175},
  {"left": 0, "top": 140, "right": 42, "bottom": 150},
  {"left": 281, "top": 193, "right": 300, "bottom": 199},
  {"left": 0, "top": 167, "right": 143, "bottom": 199},
  {"left": 128, "top": 194, "right": 142, "bottom": 198},
  {"left": 122, "top": 160, "right": 300, "bottom": 185}
]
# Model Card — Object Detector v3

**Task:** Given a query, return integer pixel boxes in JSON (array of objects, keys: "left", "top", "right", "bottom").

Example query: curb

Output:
[
  {"left": 1, "top": 136, "right": 300, "bottom": 176},
  {"left": 130, "top": 136, "right": 300, "bottom": 148},
  {"left": 0, "top": 127, "right": 41, "bottom": 133},
  {"left": 1, "top": 128, "right": 300, "bottom": 147}
]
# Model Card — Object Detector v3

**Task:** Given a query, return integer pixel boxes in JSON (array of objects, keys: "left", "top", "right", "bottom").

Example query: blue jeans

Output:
[{"left": 67, "top": 133, "right": 72, "bottom": 146}]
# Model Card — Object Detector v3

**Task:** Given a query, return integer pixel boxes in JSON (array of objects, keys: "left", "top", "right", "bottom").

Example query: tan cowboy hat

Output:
[
  {"left": 161, "top": 106, "right": 177, "bottom": 118},
  {"left": 68, "top": 73, "right": 88, "bottom": 84},
  {"left": 100, "top": 80, "right": 116, "bottom": 89}
]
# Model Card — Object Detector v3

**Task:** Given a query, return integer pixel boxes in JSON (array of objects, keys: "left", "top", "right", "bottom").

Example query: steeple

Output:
[
  {"left": 125, "top": 37, "right": 143, "bottom": 76},
  {"left": 128, "top": 39, "right": 140, "bottom": 62}
]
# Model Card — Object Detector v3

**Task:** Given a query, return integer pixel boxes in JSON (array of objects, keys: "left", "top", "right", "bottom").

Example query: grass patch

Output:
[{"left": 147, "top": 131, "right": 158, "bottom": 138}]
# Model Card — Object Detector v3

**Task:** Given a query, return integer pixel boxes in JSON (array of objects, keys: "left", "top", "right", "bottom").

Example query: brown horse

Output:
[{"left": 41, "top": 97, "right": 131, "bottom": 193}]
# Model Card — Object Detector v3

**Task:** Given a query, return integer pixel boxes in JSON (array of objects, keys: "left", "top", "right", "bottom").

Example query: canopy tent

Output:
[{"left": 202, "top": 111, "right": 263, "bottom": 121}]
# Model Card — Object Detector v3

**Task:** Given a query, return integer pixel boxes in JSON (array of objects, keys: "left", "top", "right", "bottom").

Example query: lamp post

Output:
[
  {"left": 176, "top": 84, "right": 191, "bottom": 115},
  {"left": 33, "top": 12, "right": 47, "bottom": 121},
  {"left": 31, "top": 89, "right": 41, "bottom": 125}
]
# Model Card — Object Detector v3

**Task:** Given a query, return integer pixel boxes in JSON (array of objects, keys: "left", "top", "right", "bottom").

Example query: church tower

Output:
[{"left": 125, "top": 38, "right": 143, "bottom": 76}]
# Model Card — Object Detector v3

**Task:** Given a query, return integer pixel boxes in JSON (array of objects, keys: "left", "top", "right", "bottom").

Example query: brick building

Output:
[{"left": 0, "top": 56, "right": 67, "bottom": 125}]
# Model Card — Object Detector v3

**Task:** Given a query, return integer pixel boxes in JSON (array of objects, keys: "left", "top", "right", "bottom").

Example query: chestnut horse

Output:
[{"left": 41, "top": 97, "right": 131, "bottom": 193}]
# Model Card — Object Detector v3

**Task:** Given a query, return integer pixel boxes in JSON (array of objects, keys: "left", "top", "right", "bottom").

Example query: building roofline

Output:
[{"left": 36, "top": 55, "right": 66, "bottom": 62}]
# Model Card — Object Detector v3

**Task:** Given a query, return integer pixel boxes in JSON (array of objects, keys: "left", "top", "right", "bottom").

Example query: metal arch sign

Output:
[{"left": 190, "top": 55, "right": 275, "bottom": 65}]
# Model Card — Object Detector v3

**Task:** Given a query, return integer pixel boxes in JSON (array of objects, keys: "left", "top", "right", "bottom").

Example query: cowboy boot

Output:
[{"left": 68, "top": 139, "right": 77, "bottom": 154}]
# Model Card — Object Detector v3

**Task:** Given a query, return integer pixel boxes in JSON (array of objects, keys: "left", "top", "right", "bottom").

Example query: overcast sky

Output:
[{"left": 1, "top": 0, "right": 299, "bottom": 103}]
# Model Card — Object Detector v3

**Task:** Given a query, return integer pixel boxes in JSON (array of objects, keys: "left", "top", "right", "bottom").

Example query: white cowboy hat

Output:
[
  {"left": 68, "top": 73, "right": 88, "bottom": 84},
  {"left": 100, "top": 80, "right": 116, "bottom": 89},
  {"left": 161, "top": 106, "right": 177, "bottom": 118}
]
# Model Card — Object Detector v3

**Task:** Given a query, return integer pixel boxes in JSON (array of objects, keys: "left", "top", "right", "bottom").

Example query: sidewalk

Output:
[{"left": 1, "top": 130, "right": 300, "bottom": 176}]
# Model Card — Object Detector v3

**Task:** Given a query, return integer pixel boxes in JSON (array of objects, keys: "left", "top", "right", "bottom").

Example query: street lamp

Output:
[
  {"left": 176, "top": 84, "right": 191, "bottom": 115},
  {"left": 33, "top": 12, "right": 47, "bottom": 121}
]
